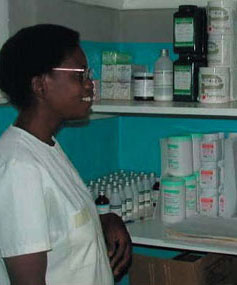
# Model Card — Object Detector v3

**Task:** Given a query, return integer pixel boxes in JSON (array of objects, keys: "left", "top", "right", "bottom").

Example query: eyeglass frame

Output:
[{"left": 52, "top": 67, "right": 93, "bottom": 82}]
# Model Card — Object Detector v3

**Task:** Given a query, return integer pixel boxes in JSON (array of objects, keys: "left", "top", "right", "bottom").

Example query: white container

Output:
[
  {"left": 132, "top": 72, "right": 154, "bottom": 100},
  {"left": 199, "top": 188, "right": 218, "bottom": 217},
  {"left": 183, "top": 174, "right": 197, "bottom": 218},
  {"left": 207, "top": 34, "right": 237, "bottom": 67},
  {"left": 200, "top": 133, "right": 222, "bottom": 162},
  {"left": 198, "top": 67, "right": 230, "bottom": 104},
  {"left": 167, "top": 135, "right": 193, "bottom": 177},
  {"left": 160, "top": 176, "right": 185, "bottom": 224},
  {"left": 154, "top": 49, "right": 173, "bottom": 101},
  {"left": 200, "top": 161, "right": 220, "bottom": 189},
  {"left": 191, "top": 133, "right": 203, "bottom": 172},
  {"left": 207, "top": 0, "right": 237, "bottom": 34}
]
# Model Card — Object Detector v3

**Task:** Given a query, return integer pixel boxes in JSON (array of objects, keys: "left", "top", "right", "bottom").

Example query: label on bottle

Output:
[
  {"left": 126, "top": 198, "right": 133, "bottom": 211},
  {"left": 96, "top": 204, "right": 110, "bottom": 215},
  {"left": 110, "top": 205, "right": 122, "bottom": 217},
  {"left": 154, "top": 70, "right": 173, "bottom": 87},
  {"left": 174, "top": 65, "right": 192, "bottom": 95},
  {"left": 163, "top": 189, "right": 182, "bottom": 216},
  {"left": 133, "top": 78, "right": 154, "bottom": 98},
  {"left": 175, "top": 17, "right": 194, "bottom": 47}
]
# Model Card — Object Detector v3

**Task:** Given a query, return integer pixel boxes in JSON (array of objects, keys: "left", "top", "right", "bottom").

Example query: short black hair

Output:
[{"left": 0, "top": 24, "right": 80, "bottom": 109}]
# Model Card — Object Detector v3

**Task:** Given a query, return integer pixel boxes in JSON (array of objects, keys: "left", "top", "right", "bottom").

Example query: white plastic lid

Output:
[
  {"left": 208, "top": 0, "right": 237, "bottom": 9},
  {"left": 202, "top": 133, "right": 219, "bottom": 141}
]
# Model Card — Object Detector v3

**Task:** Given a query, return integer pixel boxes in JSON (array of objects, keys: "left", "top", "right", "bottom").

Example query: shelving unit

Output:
[
  {"left": 92, "top": 99, "right": 237, "bottom": 256},
  {"left": 92, "top": 99, "right": 237, "bottom": 117},
  {"left": 127, "top": 217, "right": 237, "bottom": 255}
]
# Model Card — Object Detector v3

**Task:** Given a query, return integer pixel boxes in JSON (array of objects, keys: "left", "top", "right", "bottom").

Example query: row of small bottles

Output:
[{"left": 87, "top": 170, "right": 160, "bottom": 222}]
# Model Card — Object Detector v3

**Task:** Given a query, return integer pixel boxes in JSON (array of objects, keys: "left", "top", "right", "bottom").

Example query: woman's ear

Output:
[{"left": 31, "top": 75, "right": 47, "bottom": 99}]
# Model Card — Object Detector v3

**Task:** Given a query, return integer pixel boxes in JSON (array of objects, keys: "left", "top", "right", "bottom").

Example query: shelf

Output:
[
  {"left": 66, "top": 0, "right": 207, "bottom": 9},
  {"left": 92, "top": 100, "right": 237, "bottom": 118},
  {"left": 127, "top": 216, "right": 237, "bottom": 255}
]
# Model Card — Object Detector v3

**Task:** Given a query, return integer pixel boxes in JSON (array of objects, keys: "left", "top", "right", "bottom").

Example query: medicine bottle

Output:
[
  {"left": 173, "top": 54, "right": 206, "bottom": 102},
  {"left": 154, "top": 49, "right": 173, "bottom": 101},
  {"left": 95, "top": 190, "right": 110, "bottom": 215},
  {"left": 132, "top": 72, "right": 154, "bottom": 101},
  {"left": 173, "top": 5, "right": 207, "bottom": 55},
  {"left": 160, "top": 176, "right": 185, "bottom": 224}
]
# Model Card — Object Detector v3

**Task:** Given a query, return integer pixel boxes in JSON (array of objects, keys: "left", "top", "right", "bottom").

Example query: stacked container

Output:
[
  {"left": 199, "top": 0, "right": 237, "bottom": 103},
  {"left": 173, "top": 5, "right": 207, "bottom": 102},
  {"left": 101, "top": 51, "right": 132, "bottom": 100}
]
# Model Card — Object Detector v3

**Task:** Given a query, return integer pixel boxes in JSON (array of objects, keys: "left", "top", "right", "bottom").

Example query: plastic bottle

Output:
[
  {"left": 173, "top": 54, "right": 206, "bottom": 102},
  {"left": 143, "top": 174, "right": 153, "bottom": 217},
  {"left": 173, "top": 5, "right": 207, "bottom": 55},
  {"left": 118, "top": 184, "right": 127, "bottom": 222},
  {"left": 154, "top": 49, "right": 173, "bottom": 101},
  {"left": 136, "top": 176, "right": 145, "bottom": 219},
  {"left": 110, "top": 186, "right": 122, "bottom": 217},
  {"left": 123, "top": 181, "right": 133, "bottom": 220},
  {"left": 130, "top": 178, "right": 139, "bottom": 220},
  {"left": 95, "top": 190, "right": 110, "bottom": 215},
  {"left": 149, "top": 172, "right": 160, "bottom": 207}
]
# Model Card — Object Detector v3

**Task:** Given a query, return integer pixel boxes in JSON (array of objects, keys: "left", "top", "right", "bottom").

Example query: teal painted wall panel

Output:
[
  {"left": 80, "top": 41, "right": 178, "bottom": 79},
  {"left": 57, "top": 117, "right": 119, "bottom": 181},
  {"left": 119, "top": 116, "right": 237, "bottom": 175}
]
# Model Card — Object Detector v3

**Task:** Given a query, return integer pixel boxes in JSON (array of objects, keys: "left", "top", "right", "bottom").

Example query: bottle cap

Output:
[{"left": 160, "top": 49, "right": 169, "bottom": 57}]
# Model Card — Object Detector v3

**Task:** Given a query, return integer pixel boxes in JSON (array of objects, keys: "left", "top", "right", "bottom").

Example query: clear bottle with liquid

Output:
[
  {"left": 123, "top": 181, "right": 133, "bottom": 220},
  {"left": 110, "top": 186, "right": 122, "bottom": 217},
  {"left": 154, "top": 49, "right": 173, "bottom": 102}
]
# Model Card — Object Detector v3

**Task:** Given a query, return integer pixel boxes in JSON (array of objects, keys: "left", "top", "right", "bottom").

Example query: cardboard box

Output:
[{"left": 129, "top": 252, "right": 237, "bottom": 285}]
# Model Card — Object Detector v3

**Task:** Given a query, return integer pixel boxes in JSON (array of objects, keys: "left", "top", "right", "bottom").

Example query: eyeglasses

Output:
[{"left": 52, "top": 67, "right": 93, "bottom": 82}]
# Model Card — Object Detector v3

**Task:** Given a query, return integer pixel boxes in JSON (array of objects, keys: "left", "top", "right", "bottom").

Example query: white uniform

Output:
[{"left": 0, "top": 126, "right": 114, "bottom": 285}]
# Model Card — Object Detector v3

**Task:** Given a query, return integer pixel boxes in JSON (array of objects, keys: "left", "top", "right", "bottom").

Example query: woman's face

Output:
[{"left": 43, "top": 47, "right": 94, "bottom": 121}]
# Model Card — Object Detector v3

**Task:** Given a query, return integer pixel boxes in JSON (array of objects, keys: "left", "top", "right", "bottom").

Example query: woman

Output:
[{"left": 0, "top": 24, "right": 131, "bottom": 285}]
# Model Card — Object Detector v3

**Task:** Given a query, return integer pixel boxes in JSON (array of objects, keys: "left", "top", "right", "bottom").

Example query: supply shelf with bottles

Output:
[{"left": 91, "top": 101, "right": 237, "bottom": 256}]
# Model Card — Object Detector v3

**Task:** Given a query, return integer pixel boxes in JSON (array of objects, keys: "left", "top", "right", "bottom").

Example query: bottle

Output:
[
  {"left": 173, "top": 54, "right": 206, "bottom": 102},
  {"left": 130, "top": 178, "right": 139, "bottom": 220},
  {"left": 123, "top": 181, "right": 133, "bottom": 220},
  {"left": 154, "top": 49, "right": 173, "bottom": 101},
  {"left": 173, "top": 5, "right": 207, "bottom": 55},
  {"left": 95, "top": 190, "right": 110, "bottom": 215},
  {"left": 143, "top": 174, "right": 153, "bottom": 218},
  {"left": 118, "top": 184, "right": 127, "bottom": 222},
  {"left": 136, "top": 176, "right": 145, "bottom": 219},
  {"left": 110, "top": 186, "right": 122, "bottom": 217},
  {"left": 133, "top": 72, "right": 154, "bottom": 101},
  {"left": 149, "top": 172, "right": 160, "bottom": 207}
]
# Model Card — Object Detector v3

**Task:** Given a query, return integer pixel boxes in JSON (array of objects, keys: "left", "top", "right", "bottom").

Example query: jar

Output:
[
  {"left": 132, "top": 72, "right": 154, "bottom": 101},
  {"left": 173, "top": 5, "right": 207, "bottom": 55},
  {"left": 207, "top": 0, "right": 237, "bottom": 34},
  {"left": 167, "top": 135, "right": 193, "bottom": 177},
  {"left": 173, "top": 54, "right": 207, "bottom": 102},
  {"left": 160, "top": 176, "right": 185, "bottom": 224},
  {"left": 207, "top": 34, "right": 237, "bottom": 67},
  {"left": 198, "top": 67, "right": 230, "bottom": 104}
]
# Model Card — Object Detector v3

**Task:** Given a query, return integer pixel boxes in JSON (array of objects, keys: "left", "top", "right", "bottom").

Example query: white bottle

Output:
[
  {"left": 136, "top": 176, "right": 145, "bottom": 219},
  {"left": 123, "top": 181, "right": 133, "bottom": 220},
  {"left": 154, "top": 49, "right": 173, "bottom": 101},
  {"left": 130, "top": 178, "right": 139, "bottom": 220},
  {"left": 118, "top": 184, "right": 127, "bottom": 222},
  {"left": 110, "top": 186, "right": 122, "bottom": 217},
  {"left": 143, "top": 174, "right": 153, "bottom": 217}
]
